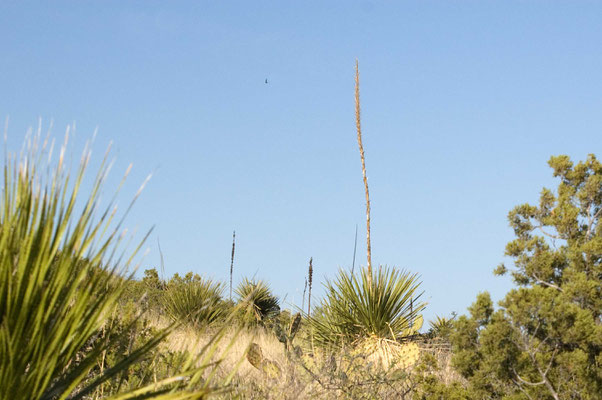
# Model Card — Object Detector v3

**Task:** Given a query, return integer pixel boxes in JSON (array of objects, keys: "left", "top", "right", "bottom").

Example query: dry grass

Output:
[
  {"left": 416, "top": 338, "right": 462, "bottom": 386},
  {"left": 163, "top": 324, "right": 285, "bottom": 377},
  {"left": 147, "top": 315, "right": 460, "bottom": 399}
]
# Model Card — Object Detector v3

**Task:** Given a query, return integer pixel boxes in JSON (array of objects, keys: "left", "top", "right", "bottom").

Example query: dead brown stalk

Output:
[
  {"left": 230, "top": 230, "right": 236, "bottom": 301},
  {"left": 308, "top": 257, "right": 313, "bottom": 315},
  {"left": 355, "top": 60, "right": 372, "bottom": 277}
]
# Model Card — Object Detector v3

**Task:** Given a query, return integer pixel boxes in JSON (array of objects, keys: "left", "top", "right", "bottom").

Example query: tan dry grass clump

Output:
[
  {"left": 154, "top": 317, "right": 455, "bottom": 399},
  {"left": 355, "top": 337, "right": 421, "bottom": 370},
  {"left": 162, "top": 323, "right": 287, "bottom": 379}
]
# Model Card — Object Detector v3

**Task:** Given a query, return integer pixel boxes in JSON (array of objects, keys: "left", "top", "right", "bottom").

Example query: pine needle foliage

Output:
[
  {"left": 447, "top": 155, "right": 602, "bottom": 399},
  {"left": 308, "top": 266, "right": 425, "bottom": 348}
]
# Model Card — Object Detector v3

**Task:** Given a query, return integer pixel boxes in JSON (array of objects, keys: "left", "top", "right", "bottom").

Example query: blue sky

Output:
[{"left": 2, "top": 1, "right": 601, "bottom": 324}]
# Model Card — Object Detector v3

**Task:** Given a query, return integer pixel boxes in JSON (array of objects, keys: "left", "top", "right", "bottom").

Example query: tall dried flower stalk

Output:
[
  {"left": 230, "top": 230, "right": 236, "bottom": 301},
  {"left": 302, "top": 277, "right": 307, "bottom": 314},
  {"left": 351, "top": 224, "right": 358, "bottom": 275},
  {"left": 308, "top": 257, "right": 313, "bottom": 315},
  {"left": 355, "top": 59, "right": 372, "bottom": 277}
]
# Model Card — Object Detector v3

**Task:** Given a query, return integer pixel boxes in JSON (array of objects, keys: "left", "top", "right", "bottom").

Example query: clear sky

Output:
[{"left": 2, "top": 1, "right": 601, "bottom": 324}]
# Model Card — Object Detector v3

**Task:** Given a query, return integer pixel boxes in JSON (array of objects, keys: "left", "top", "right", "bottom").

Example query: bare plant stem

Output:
[
  {"left": 355, "top": 60, "right": 372, "bottom": 278},
  {"left": 351, "top": 224, "right": 358, "bottom": 275},
  {"left": 230, "top": 230, "right": 236, "bottom": 301},
  {"left": 302, "top": 277, "right": 307, "bottom": 314},
  {"left": 157, "top": 238, "right": 166, "bottom": 282},
  {"left": 308, "top": 257, "right": 313, "bottom": 315}
]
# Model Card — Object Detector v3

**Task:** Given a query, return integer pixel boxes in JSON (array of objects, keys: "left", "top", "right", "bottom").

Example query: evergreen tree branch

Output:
[{"left": 530, "top": 273, "right": 564, "bottom": 292}]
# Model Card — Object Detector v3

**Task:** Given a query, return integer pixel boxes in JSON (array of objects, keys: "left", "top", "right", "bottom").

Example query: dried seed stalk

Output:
[
  {"left": 230, "top": 230, "right": 236, "bottom": 301},
  {"left": 308, "top": 257, "right": 313, "bottom": 315},
  {"left": 355, "top": 60, "right": 372, "bottom": 277}
]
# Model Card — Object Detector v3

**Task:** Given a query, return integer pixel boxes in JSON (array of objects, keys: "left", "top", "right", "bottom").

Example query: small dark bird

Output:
[{"left": 265, "top": 79, "right": 268, "bottom": 84}]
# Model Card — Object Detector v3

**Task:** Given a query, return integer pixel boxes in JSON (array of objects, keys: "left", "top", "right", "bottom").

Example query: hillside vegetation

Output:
[{"left": 1, "top": 132, "right": 600, "bottom": 399}]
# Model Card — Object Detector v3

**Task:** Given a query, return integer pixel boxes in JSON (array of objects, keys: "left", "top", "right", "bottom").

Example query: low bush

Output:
[
  {"left": 163, "top": 272, "right": 226, "bottom": 328},
  {"left": 235, "top": 278, "right": 280, "bottom": 326},
  {"left": 308, "top": 266, "right": 425, "bottom": 348},
  {"left": 0, "top": 132, "right": 231, "bottom": 399}
]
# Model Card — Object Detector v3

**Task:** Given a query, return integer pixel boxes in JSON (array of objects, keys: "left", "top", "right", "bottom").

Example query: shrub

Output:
[
  {"left": 0, "top": 132, "right": 226, "bottom": 399},
  {"left": 427, "top": 314, "right": 456, "bottom": 340},
  {"left": 308, "top": 266, "right": 425, "bottom": 348},
  {"left": 164, "top": 272, "right": 225, "bottom": 327},
  {"left": 235, "top": 278, "right": 280, "bottom": 326},
  {"left": 122, "top": 267, "right": 166, "bottom": 313}
]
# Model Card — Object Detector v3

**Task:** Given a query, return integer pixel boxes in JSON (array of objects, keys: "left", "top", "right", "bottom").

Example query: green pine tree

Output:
[{"left": 447, "top": 155, "right": 602, "bottom": 399}]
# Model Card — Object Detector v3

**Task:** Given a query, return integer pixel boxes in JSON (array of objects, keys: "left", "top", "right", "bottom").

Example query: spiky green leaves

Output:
[
  {"left": 0, "top": 132, "right": 231, "bottom": 399},
  {"left": 235, "top": 278, "right": 279, "bottom": 326},
  {"left": 0, "top": 133, "right": 152, "bottom": 399},
  {"left": 163, "top": 273, "right": 225, "bottom": 328},
  {"left": 308, "top": 266, "right": 425, "bottom": 348},
  {"left": 428, "top": 314, "right": 456, "bottom": 340}
]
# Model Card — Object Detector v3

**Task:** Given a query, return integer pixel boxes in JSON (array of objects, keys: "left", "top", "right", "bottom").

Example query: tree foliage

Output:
[{"left": 448, "top": 155, "right": 602, "bottom": 399}]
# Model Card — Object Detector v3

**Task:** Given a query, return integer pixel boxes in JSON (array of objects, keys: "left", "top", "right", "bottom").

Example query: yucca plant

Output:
[
  {"left": 163, "top": 273, "right": 225, "bottom": 328},
  {"left": 235, "top": 278, "right": 279, "bottom": 326},
  {"left": 427, "top": 313, "right": 456, "bottom": 340},
  {"left": 308, "top": 266, "right": 425, "bottom": 348},
  {"left": 0, "top": 129, "right": 230, "bottom": 399}
]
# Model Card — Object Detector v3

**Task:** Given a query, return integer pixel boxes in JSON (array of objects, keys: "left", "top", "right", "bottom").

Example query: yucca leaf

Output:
[
  {"left": 0, "top": 131, "right": 236, "bottom": 399},
  {"left": 235, "top": 278, "right": 279, "bottom": 326},
  {"left": 307, "top": 266, "right": 425, "bottom": 347}
]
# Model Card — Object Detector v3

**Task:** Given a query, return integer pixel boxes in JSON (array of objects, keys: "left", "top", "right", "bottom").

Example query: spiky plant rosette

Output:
[
  {"left": 164, "top": 275, "right": 225, "bottom": 328},
  {"left": 308, "top": 266, "right": 425, "bottom": 349},
  {"left": 235, "top": 278, "right": 280, "bottom": 325},
  {"left": 0, "top": 129, "right": 237, "bottom": 399},
  {"left": 428, "top": 314, "right": 455, "bottom": 339}
]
